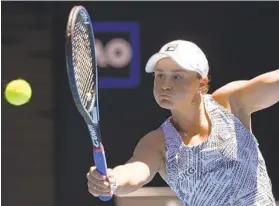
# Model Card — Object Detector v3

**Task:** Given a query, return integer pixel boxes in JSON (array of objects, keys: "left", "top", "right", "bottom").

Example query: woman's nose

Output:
[{"left": 161, "top": 85, "right": 172, "bottom": 91}]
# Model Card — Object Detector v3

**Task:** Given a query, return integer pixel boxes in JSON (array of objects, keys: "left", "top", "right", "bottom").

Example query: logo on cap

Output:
[{"left": 165, "top": 44, "right": 178, "bottom": 51}]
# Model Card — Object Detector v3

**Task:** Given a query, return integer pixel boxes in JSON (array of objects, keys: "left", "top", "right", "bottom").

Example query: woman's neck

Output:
[{"left": 170, "top": 94, "right": 209, "bottom": 136}]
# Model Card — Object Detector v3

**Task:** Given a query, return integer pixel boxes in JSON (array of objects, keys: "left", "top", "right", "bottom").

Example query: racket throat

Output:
[{"left": 87, "top": 124, "right": 101, "bottom": 148}]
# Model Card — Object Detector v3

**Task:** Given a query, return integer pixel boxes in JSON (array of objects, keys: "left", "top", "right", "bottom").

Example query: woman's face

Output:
[{"left": 153, "top": 57, "right": 206, "bottom": 110}]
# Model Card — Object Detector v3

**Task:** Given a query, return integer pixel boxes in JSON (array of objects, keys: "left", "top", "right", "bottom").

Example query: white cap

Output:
[{"left": 145, "top": 40, "right": 209, "bottom": 77}]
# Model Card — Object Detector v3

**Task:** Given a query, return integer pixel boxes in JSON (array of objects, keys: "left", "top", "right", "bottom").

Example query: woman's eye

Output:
[
  {"left": 156, "top": 74, "right": 164, "bottom": 79},
  {"left": 173, "top": 75, "right": 183, "bottom": 80}
]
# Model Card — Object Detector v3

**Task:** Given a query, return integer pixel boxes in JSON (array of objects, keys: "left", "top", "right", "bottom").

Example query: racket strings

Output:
[{"left": 71, "top": 13, "right": 96, "bottom": 112}]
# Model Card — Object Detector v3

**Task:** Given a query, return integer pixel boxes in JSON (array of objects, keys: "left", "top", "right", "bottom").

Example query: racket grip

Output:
[{"left": 93, "top": 150, "right": 113, "bottom": 201}]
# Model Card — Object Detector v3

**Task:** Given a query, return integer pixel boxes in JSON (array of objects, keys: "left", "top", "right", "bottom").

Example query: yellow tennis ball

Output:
[{"left": 5, "top": 79, "right": 32, "bottom": 106}]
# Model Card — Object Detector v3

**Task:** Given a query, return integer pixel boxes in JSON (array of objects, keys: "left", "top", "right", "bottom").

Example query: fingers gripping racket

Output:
[{"left": 65, "top": 6, "right": 112, "bottom": 201}]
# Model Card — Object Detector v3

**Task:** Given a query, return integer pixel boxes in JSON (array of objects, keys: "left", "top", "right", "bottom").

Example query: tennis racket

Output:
[{"left": 65, "top": 5, "right": 112, "bottom": 201}]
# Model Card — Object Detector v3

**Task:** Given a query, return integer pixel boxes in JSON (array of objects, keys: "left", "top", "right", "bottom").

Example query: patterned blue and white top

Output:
[{"left": 161, "top": 94, "right": 275, "bottom": 206}]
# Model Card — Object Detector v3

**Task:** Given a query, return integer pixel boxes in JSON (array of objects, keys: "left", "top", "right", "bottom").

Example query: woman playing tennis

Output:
[{"left": 87, "top": 40, "right": 278, "bottom": 205}]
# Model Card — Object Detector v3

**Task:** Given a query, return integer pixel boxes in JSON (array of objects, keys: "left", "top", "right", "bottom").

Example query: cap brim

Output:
[
  {"left": 145, "top": 53, "right": 170, "bottom": 73},
  {"left": 145, "top": 52, "right": 207, "bottom": 76}
]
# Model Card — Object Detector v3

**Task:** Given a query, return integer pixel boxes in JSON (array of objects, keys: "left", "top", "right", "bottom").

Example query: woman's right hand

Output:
[{"left": 86, "top": 166, "right": 117, "bottom": 197}]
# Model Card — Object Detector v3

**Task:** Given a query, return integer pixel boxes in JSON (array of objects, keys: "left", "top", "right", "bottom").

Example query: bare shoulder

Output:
[
  {"left": 135, "top": 129, "right": 165, "bottom": 153},
  {"left": 137, "top": 129, "right": 166, "bottom": 179},
  {"left": 131, "top": 129, "right": 165, "bottom": 174},
  {"left": 212, "top": 80, "right": 248, "bottom": 114},
  {"left": 212, "top": 80, "right": 252, "bottom": 130}
]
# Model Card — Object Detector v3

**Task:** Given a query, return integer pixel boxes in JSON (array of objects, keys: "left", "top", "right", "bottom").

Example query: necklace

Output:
[
  {"left": 170, "top": 118, "right": 189, "bottom": 137},
  {"left": 178, "top": 130, "right": 188, "bottom": 137}
]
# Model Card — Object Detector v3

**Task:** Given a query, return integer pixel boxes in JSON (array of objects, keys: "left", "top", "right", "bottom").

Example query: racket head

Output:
[{"left": 65, "top": 6, "right": 100, "bottom": 126}]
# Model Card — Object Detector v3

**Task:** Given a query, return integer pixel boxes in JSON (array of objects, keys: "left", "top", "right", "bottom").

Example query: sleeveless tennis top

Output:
[{"left": 161, "top": 94, "right": 275, "bottom": 206}]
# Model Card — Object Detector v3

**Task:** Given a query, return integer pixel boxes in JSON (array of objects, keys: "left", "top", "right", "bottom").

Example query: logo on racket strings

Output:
[{"left": 80, "top": 11, "right": 89, "bottom": 25}]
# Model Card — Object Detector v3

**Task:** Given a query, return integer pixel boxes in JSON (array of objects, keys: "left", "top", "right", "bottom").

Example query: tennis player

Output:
[{"left": 87, "top": 40, "right": 278, "bottom": 205}]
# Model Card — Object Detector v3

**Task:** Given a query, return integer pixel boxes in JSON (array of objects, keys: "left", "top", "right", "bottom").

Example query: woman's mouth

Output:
[{"left": 159, "top": 94, "right": 171, "bottom": 98}]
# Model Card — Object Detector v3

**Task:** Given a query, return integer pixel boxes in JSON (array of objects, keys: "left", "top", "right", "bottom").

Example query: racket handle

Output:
[{"left": 93, "top": 150, "right": 113, "bottom": 201}]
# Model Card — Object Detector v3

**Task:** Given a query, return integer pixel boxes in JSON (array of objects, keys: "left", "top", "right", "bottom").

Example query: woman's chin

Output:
[{"left": 158, "top": 99, "right": 175, "bottom": 109}]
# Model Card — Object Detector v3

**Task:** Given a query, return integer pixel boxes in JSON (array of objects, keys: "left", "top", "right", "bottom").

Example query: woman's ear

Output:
[{"left": 198, "top": 76, "right": 209, "bottom": 93}]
